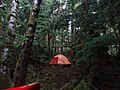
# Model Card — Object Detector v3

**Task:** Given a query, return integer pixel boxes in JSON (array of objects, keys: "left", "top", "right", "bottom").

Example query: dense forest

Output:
[{"left": 0, "top": 0, "right": 120, "bottom": 90}]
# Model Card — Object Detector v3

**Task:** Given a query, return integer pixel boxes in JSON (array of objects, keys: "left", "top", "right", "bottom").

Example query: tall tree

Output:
[
  {"left": 12, "top": 0, "right": 42, "bottom": 87},
  {"left": 0, "top": 0, "right": 19, "bottom": 87}
]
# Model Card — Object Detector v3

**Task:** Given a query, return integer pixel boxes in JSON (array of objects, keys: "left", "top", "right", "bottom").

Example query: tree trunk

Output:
[
  {"left": 0, "top": 0, "right": 19, "bottom": 86},
  {"left": 12, "top": 0, "right": 42, "bottom": 87},
  {"left": 116, "top": 21, "right": 120, "bottom": 60}
]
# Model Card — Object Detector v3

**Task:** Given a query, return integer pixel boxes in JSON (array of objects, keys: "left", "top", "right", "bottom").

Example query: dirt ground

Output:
[{"left": 27, "top": 61, "right": 120, "bottom": 90}]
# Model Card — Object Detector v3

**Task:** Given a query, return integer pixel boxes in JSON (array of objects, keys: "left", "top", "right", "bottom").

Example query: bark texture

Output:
[
  {"left": 0, "top": 0, "right": 19, "bottom": 86},
  {"left": 12, "top": 0, "right": 42, "bottom": 87}
]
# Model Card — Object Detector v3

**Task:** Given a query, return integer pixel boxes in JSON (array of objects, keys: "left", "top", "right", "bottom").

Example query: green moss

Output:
[
  {"left": 73, "top": 79, "right": 89, "bottom": 90},
  {"left": 60, "top": 79, "right": 78, "bottom": 90},
  {"left": 0, "top": 23, "right": 2, "bottom": 30},
  {"left": 28, "top": 16, "right": 36, "bottom": 27}
]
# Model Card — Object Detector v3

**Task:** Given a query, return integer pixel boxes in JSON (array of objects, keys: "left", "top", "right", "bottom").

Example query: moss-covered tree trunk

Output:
[
  {"left": 116, "top": 21, "right": 120, "bottom": 60},
  {"left": 0, "top": 0, "right": 19, "bottom": 87},
  {"left": 12, "top": 0, "right": 42, "bottom": 87}
]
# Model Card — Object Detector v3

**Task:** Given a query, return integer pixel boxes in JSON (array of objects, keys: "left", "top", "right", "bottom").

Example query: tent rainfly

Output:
[
  {"left": 4, "top": 82, "right": 40, "bottom": 90},
  {"left": 50, "top": 54, "right": 71, "bottom": 64}
]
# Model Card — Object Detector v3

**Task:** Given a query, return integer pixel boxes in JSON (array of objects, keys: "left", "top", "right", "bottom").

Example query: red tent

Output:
[
  {"left": 4, "top": 82, "right": 40, "bottom": 90},
  {"left": 50, "top": 54, "right": 71, "bottom": 64}
]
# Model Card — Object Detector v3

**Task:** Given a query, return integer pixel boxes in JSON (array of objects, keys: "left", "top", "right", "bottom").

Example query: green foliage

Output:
[
  {"left": 73, "top": 79, "right": 89, "bottom": 90},
  {"left": 33, "top": 0, "right": 54, "bottom": 45},
  {"left": 13, "top": 0, "right": 32, "bottom": 47},
  {"left": 0, "top": 1, "right": 11, "bottom": 47},
  {"left": 0, "top": 0, "right": 120, "bottom": 63},
  {"left": 1, "top": 0, "right": 120, "bottom": 89},
  {"left": 14, "top": 34, "right": 26, "bottom": 47},
  {"left": 77, "top": 34, "right": 116, "bottom": 63},
  {"left": 70, "top": 0, "right": 120, "bottom": 64},
  {"left": 60, "top": 79, "right": 79, "bottom": 90}
]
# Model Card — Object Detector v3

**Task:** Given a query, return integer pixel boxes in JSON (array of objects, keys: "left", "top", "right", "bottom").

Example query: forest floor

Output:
[{"left": 27, "top": 60, "right": 120, "bottom": 90}]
